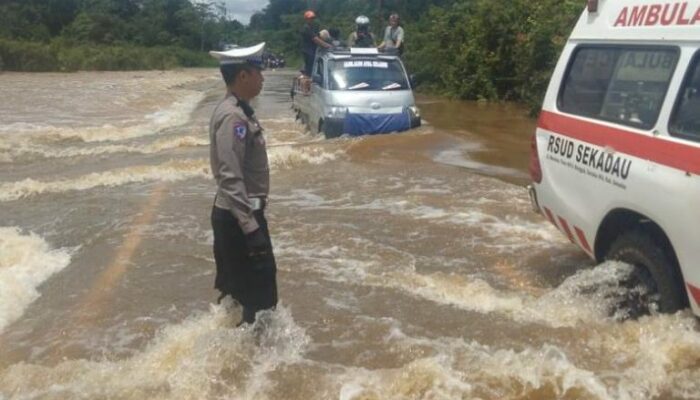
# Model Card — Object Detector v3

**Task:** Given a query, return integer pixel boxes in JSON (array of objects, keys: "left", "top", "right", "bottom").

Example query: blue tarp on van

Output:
[{"left": 343, "top": 110, "right": 411, "bottom": 136}]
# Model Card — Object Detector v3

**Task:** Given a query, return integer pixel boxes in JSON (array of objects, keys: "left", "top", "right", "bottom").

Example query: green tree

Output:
[{"left": 62, "top": 12, "right": 126, "bottom": 44}]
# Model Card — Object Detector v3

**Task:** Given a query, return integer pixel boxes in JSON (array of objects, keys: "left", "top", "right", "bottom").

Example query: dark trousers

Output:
[
  {"left": 211, "top": 206, "right": 278, "bottom": 322},
  {"left": 303, "top": 52, "right": 315, "bottom": 76}
]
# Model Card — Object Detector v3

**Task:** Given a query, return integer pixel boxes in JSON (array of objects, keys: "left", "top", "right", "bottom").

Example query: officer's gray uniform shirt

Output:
[{"left": 209, "top": 96, "right": 269, "bottom": 234}]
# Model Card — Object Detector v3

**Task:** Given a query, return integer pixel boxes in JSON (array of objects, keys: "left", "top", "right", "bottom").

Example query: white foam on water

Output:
[
  {"left": 336, "top": 354, "right": 475, "bottom": 400},
  {"left": 585, "top": 313, "right": 700, "bottom": 400},
  {"left": 267, "top": 145, "right": 342, "bottom": 169},
  {"left": 405, "top": 186, "right": 453, "bottom": 195},
  {"left": 0, "top": 304, "right": 310, "bottom": 399},
  {"left": 0, "top": 227, "right": 73, "bottom": 332},
  {"left": 271, "top": 190, "right": 360, "bottom": 212},
  {"left": 0, "top": 159, "right": 210, "bottom": 202},
  {"left": 141, "top": 214, "right": 211, "bottom": 247},
  {"left": 449, "top": 209, "right": 565, "bottom": 247},
  {"left": 434, "top": 147, "right": 529, "bottom": 180},
  {"left": 259, "top": 117, "right": 297, "bottom": 125},
  {"left": 382, "top": 261, "right": 663, "bottom": 328},
  {"left": 275, "top": 224, "right": 652, "bottom": 329},
  {"left": 334, "top": 314, "right": 700, "bottom": 400},
  {"left": 0, "top": 122, "right": 56, "bottom": 134},
  {"left": 272, "top": 180, "right": 559, "bottom": 251},
  {"left": 0, "top": 92, "right": 205, "bottom": 144},
  {"left": 0, "top": 144, "right": 345, "bottom": 202},
  {"left": 1, "top": 135, "right": 209, "bottom": 162},
  {"left": 297, "top": 195, "right": 564, "bottom": 250}
]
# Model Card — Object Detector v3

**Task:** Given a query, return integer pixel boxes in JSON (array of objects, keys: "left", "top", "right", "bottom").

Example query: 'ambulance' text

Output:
[{"left": 614, "top": 2, "right": 700, "bottom": 27}]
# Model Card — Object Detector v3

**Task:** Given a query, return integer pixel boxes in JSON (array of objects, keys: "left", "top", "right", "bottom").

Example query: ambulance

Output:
[{"left": 528, "top": 0, "right": 700, "bottom": 316}]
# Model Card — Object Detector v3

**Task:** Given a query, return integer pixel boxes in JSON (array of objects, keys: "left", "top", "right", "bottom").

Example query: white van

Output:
[
  {"left": 528, "top": 0, "right": 700, "bottom": 316},
  {"left": 291, "top": 47, "right": 421, "bottom": 138}
]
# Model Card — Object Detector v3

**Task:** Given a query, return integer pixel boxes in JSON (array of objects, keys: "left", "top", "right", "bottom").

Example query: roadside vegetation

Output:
[
  {"left": 0, "top": 39, "right": 212, "bottom": 72},
  {"left": 1, "top": 0, "right": 584, "bottom": 110},
  {"left": 0, "top": 0, "right": 238, "bottom": 71}
]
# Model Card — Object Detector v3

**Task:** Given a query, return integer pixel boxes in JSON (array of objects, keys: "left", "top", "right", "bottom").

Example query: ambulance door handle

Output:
[{"left": 603, "top": 145, "right": 615, "bottom": 154}]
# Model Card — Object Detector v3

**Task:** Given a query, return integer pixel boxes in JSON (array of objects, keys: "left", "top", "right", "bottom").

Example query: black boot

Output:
[{"left": 236, "top": 306, "right": 257, "bottom": 327}]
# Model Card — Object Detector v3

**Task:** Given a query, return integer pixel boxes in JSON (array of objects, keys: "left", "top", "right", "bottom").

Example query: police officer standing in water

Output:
[{"left": 208, "top": 43, "right": 277, "bottom": 326}]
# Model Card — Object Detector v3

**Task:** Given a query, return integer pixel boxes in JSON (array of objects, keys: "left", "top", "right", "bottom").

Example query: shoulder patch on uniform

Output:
[{"left": 233, "top": 122, "right": 247, "bottom": 140}]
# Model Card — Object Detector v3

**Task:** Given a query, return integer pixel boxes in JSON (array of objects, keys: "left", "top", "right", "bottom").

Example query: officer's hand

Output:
[{"left": 245, "top": 228, "right": 270, "bottom": 258}]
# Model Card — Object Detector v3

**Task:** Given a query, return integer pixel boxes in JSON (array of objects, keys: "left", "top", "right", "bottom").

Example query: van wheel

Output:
[
  {"left": 606, "top": 231, "right": 686, "bottom": 317},
  {"left": 319, "top": 120, "right": 331, "bottom": 138}
]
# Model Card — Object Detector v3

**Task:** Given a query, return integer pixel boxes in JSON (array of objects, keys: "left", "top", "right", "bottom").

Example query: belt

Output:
[{"left": 250, "top": 196, "right": 267, "bottom": 211}]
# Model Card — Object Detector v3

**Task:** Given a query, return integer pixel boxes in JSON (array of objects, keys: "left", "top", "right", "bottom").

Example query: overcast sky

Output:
[{"left": 220, "top": 0, "right": 270, "bottom": 25}]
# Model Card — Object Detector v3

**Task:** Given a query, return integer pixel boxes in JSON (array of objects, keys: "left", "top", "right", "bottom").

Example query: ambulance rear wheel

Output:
[{"left": 606, "top": 231, "right": 686, "bottom": 317}]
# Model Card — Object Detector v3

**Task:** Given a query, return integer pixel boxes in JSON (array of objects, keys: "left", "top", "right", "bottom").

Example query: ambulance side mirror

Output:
[{"left": 409, "top": 74, "right": 417, "bottom": 87}]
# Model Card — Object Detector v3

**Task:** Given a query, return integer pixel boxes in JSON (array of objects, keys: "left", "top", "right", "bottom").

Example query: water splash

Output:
[
  {"left": 0, "top": 135, "right": 209, "bottom": 162},
  {"left": 0, "top": 227, "right": 73, "bottom": 332},
  {"left": 0, "top": 304, "right": 310, "bottom": 399},
  {"left": 0, "top": 159, "right": 210, "bottom": 202}
]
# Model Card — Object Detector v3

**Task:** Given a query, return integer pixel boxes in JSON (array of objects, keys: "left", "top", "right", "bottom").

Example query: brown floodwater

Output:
[{"left": 0, "top": 69, "right": 698, "bottom": 400}]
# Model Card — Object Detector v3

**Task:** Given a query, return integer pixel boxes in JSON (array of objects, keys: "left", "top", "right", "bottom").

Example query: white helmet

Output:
[{"left": 355, "top": 15, "right": 370, "bottom": 26}]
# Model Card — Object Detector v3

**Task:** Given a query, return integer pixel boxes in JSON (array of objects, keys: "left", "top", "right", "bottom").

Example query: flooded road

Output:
[{"left": 1, "top": 69, "right": 699, "bottom": 400}]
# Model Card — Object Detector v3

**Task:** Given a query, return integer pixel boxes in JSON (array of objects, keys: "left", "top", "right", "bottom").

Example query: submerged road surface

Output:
[{"left": 0, "top": 69, "right": 699, "bottom": 400}]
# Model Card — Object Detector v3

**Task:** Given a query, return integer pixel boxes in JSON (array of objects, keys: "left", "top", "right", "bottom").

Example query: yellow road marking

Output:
[
  {"left": 76, "top": 184, "right": 167, "bottom": 324},
  {"left": 49, "top": 183, "right": 168, "bottom": 362}
]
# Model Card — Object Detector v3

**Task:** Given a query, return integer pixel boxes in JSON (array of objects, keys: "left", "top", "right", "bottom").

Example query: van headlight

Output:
[
  {"left": 328, "top": 107, "right": 348, "bottom": 118},
  {"left": 408, "top": 106, "right": 420, "bottom": 118}
]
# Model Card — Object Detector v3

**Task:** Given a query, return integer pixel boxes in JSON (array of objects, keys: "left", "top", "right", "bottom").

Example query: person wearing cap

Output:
[
  {"left": 208, "top": 43, "right": 277, "bottom": 326},
  {"left": 300, "top": 10, "right": 331, "bottom": 77},
  {"left": 378, "top": 13, "right": 405, "bottom": 55}
]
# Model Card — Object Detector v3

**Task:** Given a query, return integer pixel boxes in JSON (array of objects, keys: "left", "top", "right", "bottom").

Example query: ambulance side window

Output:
[
  {"left": 669, "top": 54, "right": 700, "bottom": 141},
  {"left": 559, "top": 46, "right": 678, "bottom": 130},
  {"left": 560, "top": 48, "right": 619, "bottom": 117}
]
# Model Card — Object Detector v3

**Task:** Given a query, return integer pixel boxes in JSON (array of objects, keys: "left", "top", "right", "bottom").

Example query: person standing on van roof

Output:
[
  {"left": 320, "top": 28, "right": 343, "bottom": 48},
  {"left": 208, "top": 43, "right": 278, "bottom": 326},
  {"left": 378, "top": 13, "right": 404, "bottom": 55},
  {"left": 301, "top": 10, "right": 331, "bottom": 76},
  {"left": 348, "top": 15, "right": 376, "bottom": 48}
]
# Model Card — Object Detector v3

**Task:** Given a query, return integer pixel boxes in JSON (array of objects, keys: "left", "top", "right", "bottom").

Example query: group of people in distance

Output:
[{"left": 300, "top": 10, "right": 405, "bottom": 78}]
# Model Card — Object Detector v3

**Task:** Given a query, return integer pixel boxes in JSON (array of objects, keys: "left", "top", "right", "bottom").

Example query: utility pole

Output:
[
  {"left": 197, "top": 2, "right": 213, "bottom": 52},
  {"left": 200, "top": 13, "right": 205, "bottom": 52}
]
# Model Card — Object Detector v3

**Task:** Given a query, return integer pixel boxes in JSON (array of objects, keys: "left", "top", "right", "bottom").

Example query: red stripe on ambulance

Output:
[
  {"left": 543, "top": 207, "right": 594, "bottom": 255},
  {"left": 558, "top": 216, "right": 576, "bottom": 244},
  {"left": 543, "top": 207, "right": 558, "bottom": 226},
  {"left": 686, "top": 283, "right": 700, "bottom": 306},
  {"left": 574, "top": 227, "right": 593, "bottom": 253},
  {"left": 538, "top": 111, "right": 700, "bottom": 174}
]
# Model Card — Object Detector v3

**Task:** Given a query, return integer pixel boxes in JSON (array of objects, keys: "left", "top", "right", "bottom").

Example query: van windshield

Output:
[{"left": 329, "top": 59, "right": 409, "bottom": 91}]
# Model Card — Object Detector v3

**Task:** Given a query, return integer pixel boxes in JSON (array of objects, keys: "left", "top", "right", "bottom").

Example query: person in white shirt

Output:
[{"left": 378, "top": 13, "right": 405, "bottom": 55}]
